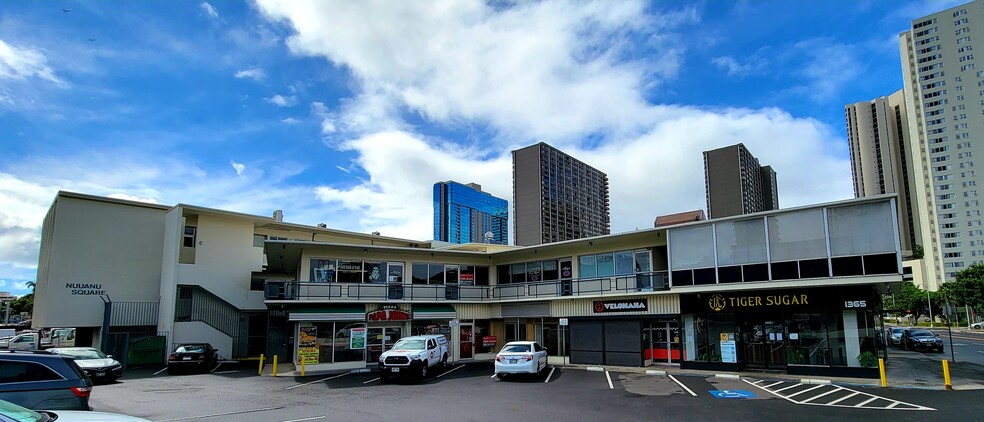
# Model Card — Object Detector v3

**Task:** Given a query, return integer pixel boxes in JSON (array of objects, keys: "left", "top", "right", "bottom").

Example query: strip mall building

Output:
[{"left": 33, "top": 191, "right": 902, "bottom": 377}]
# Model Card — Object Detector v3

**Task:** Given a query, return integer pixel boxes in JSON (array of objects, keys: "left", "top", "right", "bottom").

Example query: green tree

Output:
[
  {"left": 906, "top": 244, "right": 924, "bottom": 260},
  {"left": 941, "top": 263, "right": 984, "bottom": 312},
  {"left": 9, "top": 281, "right": 35, "bottom": 316},
  {"left": 896, "top": 282, "right": 944, "bottom": 319}
]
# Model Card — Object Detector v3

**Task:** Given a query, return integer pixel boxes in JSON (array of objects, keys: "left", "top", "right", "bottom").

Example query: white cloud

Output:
[
  {"left": 201, "top": 2, "right": 219, "bottom": 19},
  {"left": 256, "top": 0, "right": 669, "bottom": 141},
  {"left": 788, "top": 38, "right": 863, "bottom": 102},
  {"left": 266, "top": 94, "right": 297, "bottom": 107},
  {"left": 234, "top": 68, "right": 266, "bottom": 80},
  {"left": 231, "top": 160, "right": 246, "bottom": 176},
  {"left": 711, "top": 54, "right": 767, "bottom": 77},
  {"left": 106, "top": 193, "right": 160, "bottom": 204},
  {"left": 281, "top": 117, "right": 299, "bottom": 124},
  {"left": 0, "top": 39, "right": 64, "bottom": 85}
]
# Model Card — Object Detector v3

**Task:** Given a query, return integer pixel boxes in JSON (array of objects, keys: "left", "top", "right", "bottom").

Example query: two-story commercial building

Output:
[{"left": 34, "top": 191, "right": 902, "bottom": 378}]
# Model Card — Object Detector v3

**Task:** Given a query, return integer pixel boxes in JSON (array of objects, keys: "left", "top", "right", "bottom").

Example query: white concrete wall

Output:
[
  {"left": 177, "top": 213, "right": 265, "bottom": 310},
  {"left": 36, "top": 194, "right": 166, "bottom": 328},
  {"left": 173, "top": 321, "right": 233, "bottom": 360}
]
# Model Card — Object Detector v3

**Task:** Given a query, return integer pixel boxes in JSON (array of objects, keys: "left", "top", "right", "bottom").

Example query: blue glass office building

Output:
[{"left": 434, "top": 181, "right": 508, "bottom": 245}]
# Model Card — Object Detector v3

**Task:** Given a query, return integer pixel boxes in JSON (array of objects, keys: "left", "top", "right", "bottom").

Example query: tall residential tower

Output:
[
  {"left": 433, "top": 181, "right": 508, "bottom": 245},
  {"left": 900, "top": 0, "right": 984, "bottom": 280},
  {"left": 702, "top": 143, "right": 779, "bottom": 219},
  {"left": 512, "top": 142, "right": 610, "bottom": 246}
]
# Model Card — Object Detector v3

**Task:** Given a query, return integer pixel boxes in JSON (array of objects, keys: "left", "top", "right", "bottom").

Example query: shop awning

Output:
[
  {"left": 413, "top": 304, "right": 457, "bottom": 319},
  {"left": 288, "top": 305, "right": 366, "bottom": 322}
]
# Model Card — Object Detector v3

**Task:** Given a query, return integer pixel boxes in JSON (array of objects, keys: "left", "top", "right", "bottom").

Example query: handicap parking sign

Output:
[{"left": 709, "top": 390, "right": 755, "bottom": 399}]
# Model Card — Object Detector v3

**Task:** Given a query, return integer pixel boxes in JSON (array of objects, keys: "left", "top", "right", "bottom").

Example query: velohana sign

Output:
[{"left": 593, "top": 299, "right": 647, "bottom": 313}]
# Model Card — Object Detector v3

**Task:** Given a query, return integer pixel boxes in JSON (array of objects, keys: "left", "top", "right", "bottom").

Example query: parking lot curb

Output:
[
  {"left": 800, "top": 378, "right": 832, "bottom": 385},
  {"left": 715, "top": 373, "right": 741, "bottom": 380},
  {"left": 587, "top": 366, "right": 605, "bottom": 372},
  {"left": 645, "top": 369, "right": 666, "bottom": 376}
]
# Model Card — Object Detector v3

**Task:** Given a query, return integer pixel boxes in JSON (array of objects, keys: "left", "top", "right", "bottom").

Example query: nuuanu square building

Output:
[{"left": 33, "top": 191, "right": 903, "bottom": 378}]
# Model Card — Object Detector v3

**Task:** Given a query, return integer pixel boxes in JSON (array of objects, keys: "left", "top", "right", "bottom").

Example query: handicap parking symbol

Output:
[{"left": 708, "top": 390, "right": 755, "bottom": 399}]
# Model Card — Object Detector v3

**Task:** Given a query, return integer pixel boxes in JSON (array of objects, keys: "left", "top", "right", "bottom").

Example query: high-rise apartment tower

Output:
[
  {"left": 900, "top": 0, "right": 984, "bottom": 280},
  {"left": 703, "top": 143, "right": 779, "bottom": 219},
  {"left": 512, "top": 142, "right": 610, "bottom": 246},
  {"left": 434, "top": 181, "right": 508, "bottom": 245}
]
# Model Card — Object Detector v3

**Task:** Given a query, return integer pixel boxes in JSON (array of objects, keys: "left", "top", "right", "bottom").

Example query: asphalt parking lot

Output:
[{"left": 88, "top": 362, "right": 982, "bottom": 422}]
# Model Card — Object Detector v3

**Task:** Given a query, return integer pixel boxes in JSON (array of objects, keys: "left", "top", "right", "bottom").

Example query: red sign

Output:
[
  {"left": 367, "top": 309, "right": 411, "bottom": 321},
  {"left": 482, "top": 336, "right": 497, "bottom": 347}
]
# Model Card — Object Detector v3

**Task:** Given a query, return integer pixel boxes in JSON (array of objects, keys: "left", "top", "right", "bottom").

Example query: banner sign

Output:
[
  {"left": 350, "top": 328, "right": 366, "bottom": 349},
  {"left": 593, "top": 299, "right": 647, "bottom": 313}
]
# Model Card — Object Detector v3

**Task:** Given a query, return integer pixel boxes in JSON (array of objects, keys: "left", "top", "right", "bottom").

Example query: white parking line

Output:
[
  {"left": 490, "top": 374, "right": 498, "bottom": 379},
  {"left": 744, "top": 379, "right": 935, "bottom": 411},
  {"left": 544, "top": 367, "right": 555, "bottom": 383},
  {"left": 605, "top": 371, "right": 614, "bottom": 389},
  {"left": 363, "top": 377, "right": 380, "bottom": 384},
  {"left": 667, "top": 374, "right": 697, "bottom": 397},
  {"left": 281, "top": 417, "right": 327, "bottom": 422},
  {"left": 153, "top": 368, "right": 168, "bottom": 376},
  {"left": 436, "top": 364, "right": 465, "bottom": 378},
  {"left": 212, "top": 370, "right": 239, "bottom": 374},
  {"left": 156, "top": 407, "right": 285, "bottom": 421},
  {"left": 285, "top": 373, "right": 349, "bottom": 390}
]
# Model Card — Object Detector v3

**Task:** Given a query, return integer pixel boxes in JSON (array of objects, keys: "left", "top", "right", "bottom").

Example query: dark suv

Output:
[{"left": 0, "top": 350, "right": 93, "bottom": 410}]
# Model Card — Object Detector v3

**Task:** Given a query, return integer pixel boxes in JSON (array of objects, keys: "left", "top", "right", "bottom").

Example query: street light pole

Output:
[{"left": 928, "top": 290, "right": 934, "bottom": 328}]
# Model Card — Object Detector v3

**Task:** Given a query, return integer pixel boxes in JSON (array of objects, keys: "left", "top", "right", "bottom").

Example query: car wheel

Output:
[
  {"left": 419, "top": 365, "right": 427, "bottom": 380},
  {"left": 106, "top": 374, "right": 118, "bottom": 383},
  {"left": 166, "top": 367, "right": 177, "bottom": 375},
  {"left": 380, "top": 371, "right": 390, "bottom": 384},
  {"left": 496, "top": 373, "right": 505, "bottom": 380},
  {"left": 441, "top": 354, "right": 448, "bottom": 370}
]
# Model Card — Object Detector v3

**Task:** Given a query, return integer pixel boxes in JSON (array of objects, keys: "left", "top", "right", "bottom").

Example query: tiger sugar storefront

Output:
[{"left": 680, "top": 285, "right": 886, "bottom": 378}]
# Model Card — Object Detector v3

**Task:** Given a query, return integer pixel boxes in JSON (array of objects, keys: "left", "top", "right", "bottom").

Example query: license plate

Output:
[
  {"left": 391, "top": 368, "right": 399, "bottom": 373},
  {"left": 183, "top": 356, "right": 191, "bottom": 360},
  {"left": 95, "top": 372, "right": 104, "bottom": 377},
  {"left": 509, "top": 359, "right": 517, "bottom": 364}
]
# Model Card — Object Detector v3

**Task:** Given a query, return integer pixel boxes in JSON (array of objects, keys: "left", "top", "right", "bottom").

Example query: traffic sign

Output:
[{"left": 559, "top": 318, "right": 569, "bottom": 326}]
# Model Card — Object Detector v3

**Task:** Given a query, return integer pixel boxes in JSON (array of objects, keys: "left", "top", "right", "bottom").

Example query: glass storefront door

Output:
[
  {"left": 366, "top": 327, "right": 403, "bottom": 363},
  {"left": 459, "top": 324, "right": 474, "bottom": 359},
  {"left": 643, "top": 321, "right": 681, "bottom": 364},
  {"left": 742, "top": 319, "right": 786, "bottom": 369}
]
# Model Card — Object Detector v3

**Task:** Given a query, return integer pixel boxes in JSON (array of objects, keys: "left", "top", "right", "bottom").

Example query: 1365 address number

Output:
[{"left": 844, "top": 300, "right": 867, "bottom": 308}]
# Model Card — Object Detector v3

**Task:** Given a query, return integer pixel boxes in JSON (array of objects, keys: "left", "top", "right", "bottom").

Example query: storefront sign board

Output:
[
  {"left": 593, "top": 299, "right": 647, "bottom": 313},
  {"left": 720, "top": 341, "right": 737, "bottom": 363},
  {"left": 483, "top": 336, "right": 497, "bottom": 347},
  {"left": 350, "top": 328, "right": 367, "bottom": 349}
]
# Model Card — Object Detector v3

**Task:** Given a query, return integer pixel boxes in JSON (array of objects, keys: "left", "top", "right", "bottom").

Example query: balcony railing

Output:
[{"left": 263, "top": 271, "right": 669, "bottom": 302}]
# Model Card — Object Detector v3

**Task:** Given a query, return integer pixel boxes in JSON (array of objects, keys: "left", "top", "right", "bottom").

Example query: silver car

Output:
[
  {"left": 46, "top": 347, "right": 123, "bottom": 383},
  {"left": 0, "top": 398, "right": 149, "bottom": 422}
]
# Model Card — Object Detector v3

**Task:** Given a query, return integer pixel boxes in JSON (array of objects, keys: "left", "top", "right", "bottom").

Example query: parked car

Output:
[
  {"left": 167, "top": 343, "right": 218, "bottom": 374},
  {"left": 971, "top": 322, "right": 984, "bottom": 330},
  {"left": 378, "top": 335, "right": 449, "bottom": 383},
  {"left": 6, "top": 333, "right": 40, "bottom": 351},
  {"left": 887, "top": 327, "right": 909, "bottom": 348},
  {"left": 47, "top": 347, "right": 122, "bottom": 383},
  {"left": 901, "top": 329, "right": 944, "bottom": 352},
  {"left": 0, "top": 338, "right": 12, "bottom": 350},
  {"left": 0, "top": 350, "right": 93, "bottom": 410},
  {"left": 494, "top": 341, "right": 548, "bottom": 379},
  {"left": 0, "top": 398, "right": 149, "bottom": 422}
]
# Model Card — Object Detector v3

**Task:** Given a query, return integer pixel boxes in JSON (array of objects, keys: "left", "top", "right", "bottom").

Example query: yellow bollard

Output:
[
  {"left": 273, "top": 355, "right": 279, "bottom": 377},
  {"left": 878, "top": 358, "right": 887, "bottom": 388},
  {"left": 943, "top": 359, "right": 952, "bottom": 390},
  {"left": 258, "top": 354, "right": 265, "bottom": 376},
  {"left": 301, "top": 357, "right": 306, "bottom": 377}
]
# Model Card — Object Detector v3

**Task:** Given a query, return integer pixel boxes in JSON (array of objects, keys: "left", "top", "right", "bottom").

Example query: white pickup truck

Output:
[{"left": 377, "top": 334, "right": 449, "bottom": 382}]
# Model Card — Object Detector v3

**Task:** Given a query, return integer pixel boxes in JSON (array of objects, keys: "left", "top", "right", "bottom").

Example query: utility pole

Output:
[{"left": 928, "top": 290, "right": 934, "bottom": 328}]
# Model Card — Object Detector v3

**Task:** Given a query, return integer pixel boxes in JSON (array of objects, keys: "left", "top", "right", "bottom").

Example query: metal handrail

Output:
[{"left": 263, "top": 270, "right": 669, "bottom": 302}]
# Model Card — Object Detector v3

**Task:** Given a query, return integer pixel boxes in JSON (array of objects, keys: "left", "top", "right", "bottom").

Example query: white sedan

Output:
[
  {"left": 494, "top": 341, "right": 548, "bottom": 379},
  {"left": 972, "top": 322, "right": 984, "bottom": 330}
]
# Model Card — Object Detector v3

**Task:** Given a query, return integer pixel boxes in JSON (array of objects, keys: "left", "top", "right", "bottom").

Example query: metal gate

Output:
[{"left": 266, "top": 310, "right": 291, "bottom": 361}]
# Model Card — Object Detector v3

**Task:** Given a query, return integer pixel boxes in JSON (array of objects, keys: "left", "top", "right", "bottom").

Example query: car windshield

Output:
[
  {"left": 501, "top": 344, "right": 532, "bottom": 353},
  {"left": 175, "top": 344, "right": 207, "bottom": 353},
  {"left": 910, "top": 330, "right": 935, "bottom": 337},
  {"left": 891, "top": 328, "right": 904, "bottom": 334},
  {"left": 0, "top": 398, "right": 47, "bottom": 422},
  {"left": 392, "top": 339, "right": 425, "bottom": 350},
  {"left": 58, "top": 348, "right": 107, "bottom": 359}
]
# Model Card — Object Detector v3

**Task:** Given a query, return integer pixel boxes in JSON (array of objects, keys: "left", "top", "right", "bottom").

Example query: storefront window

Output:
[
  {"left": 428, "top": 265, "right": 444, "bottom": 284},
  {"left": 387, "top": 264, "right": 403, "bottom": 284},
  {"left": 684, "top": 313, "right": 734, "bottom": 362},
  {"left": 311, "top": 259, "right": 336, "bottom": 283},
  {"left": 365, "top": 262, "right": 385, "bottom": 283},
  {"left": 412, "top": 263, "right": 428, "bottom": 284},
  {"left": 827, "top": 313, "right": 847, "bottom": 366},
  {"left": 597, "top": 253, "right": 615, "bottom": 276},
  {"left": 542, "top": 260, "right": 558, "bottom": 281},
  {"left": 412, "top": 320, "right": 451, "bottom": 341},
  {"left": 336, "top": 260, "right": 363, "bottom": 283},
  {"left": 474, "top": 320, "right": 495, "bottom": 353},
  {"left": 579, "top": 255, "right": 597, "bottom": 278},
  {"left": 511, "top": 263, "right": 526, "bottom": 283},
  {"left": 787, "top": 313, "right": 830, "bottom": 366},
  {"left": 527, "top": 261, "right": 541, "bottom": 282},
  {"left": 614, "top": 251, "right": 633, "bottom": 275},
  {"left": 298, "top": 322, "right": 366, "bottom": 364}
]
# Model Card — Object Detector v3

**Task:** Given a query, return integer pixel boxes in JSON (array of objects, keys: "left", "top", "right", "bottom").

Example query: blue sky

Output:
[{"left": 0, "top": 0, "right": 966, "bottom": 296}]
